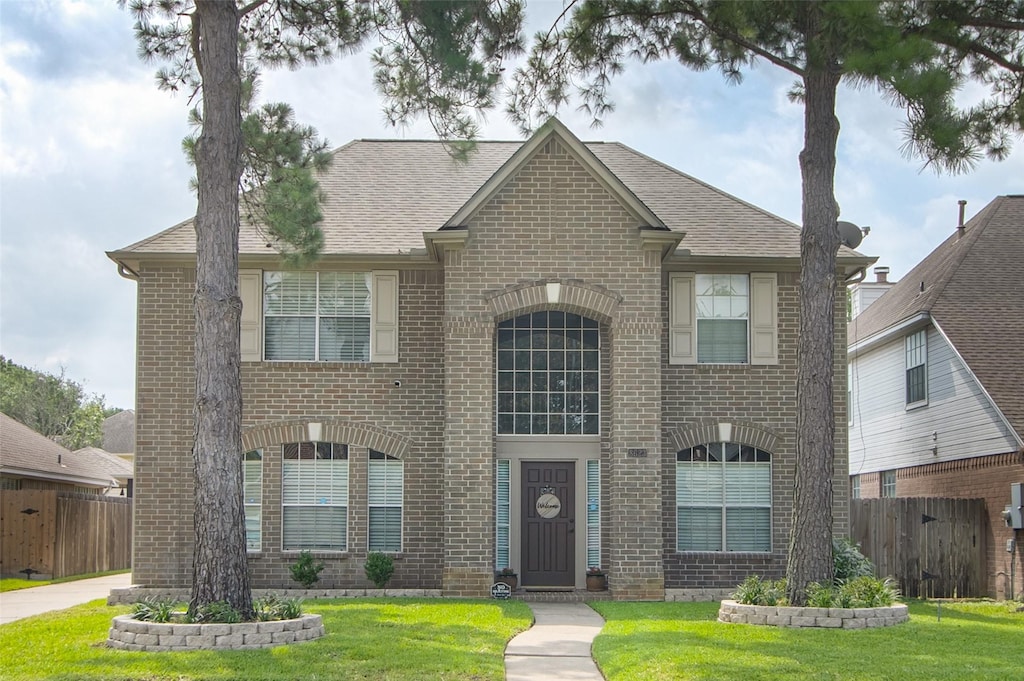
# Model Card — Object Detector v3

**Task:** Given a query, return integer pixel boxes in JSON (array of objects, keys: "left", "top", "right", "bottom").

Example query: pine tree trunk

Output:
[
  {"left": 786, "top": 10, "right": 841, "bottom": 606},
  {"left": 188, "top": 0, "right": 252, "bottom": 619}
]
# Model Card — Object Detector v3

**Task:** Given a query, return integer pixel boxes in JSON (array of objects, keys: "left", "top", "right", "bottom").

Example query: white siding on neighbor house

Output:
[{"left": 849, "top": 326, "right": 1017, "bottom": 475}]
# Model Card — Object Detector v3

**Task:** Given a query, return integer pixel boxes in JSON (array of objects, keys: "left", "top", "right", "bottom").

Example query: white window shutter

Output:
[
  {"left": 371, "top": 270, "right": 399, "bottom": 363},
  {"left": 749, "top": 272, "right": 778, "bottom": 365},
  {"left": 239, "top": 269, "right": 262, "bottom": 362},
  {"left": 669, "top": 272, "right": 697, "bottom": 365}
]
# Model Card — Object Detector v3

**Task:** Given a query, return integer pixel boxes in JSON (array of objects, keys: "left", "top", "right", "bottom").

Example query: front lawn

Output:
[
  {"left": 590, "top": 600, "right": 1023, "bottom": 680},
  {"left": 0, "top": 598, "right": 532, "bottom": 681}
]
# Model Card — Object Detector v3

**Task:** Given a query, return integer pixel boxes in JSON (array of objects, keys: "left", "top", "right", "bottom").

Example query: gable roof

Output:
[
  {"left": 108, "top": 121, "right": 871, "bottom": 266},
  {"left": 849, "top": 195, "right": 1024, "bottom": 440},
  {"left": 0, "top": 413, "right": 115, "bottom": 488},
  {"left": 102, "top": 409, "right": 135, "bottom": 454},
  {"left": 73, "top": 447, "right": 134, "bottom": 482}
]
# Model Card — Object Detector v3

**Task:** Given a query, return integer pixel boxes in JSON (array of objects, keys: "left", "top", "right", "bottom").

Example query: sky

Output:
[{"left": 2, "top": 1, "right": 1022, "bottom": 411}]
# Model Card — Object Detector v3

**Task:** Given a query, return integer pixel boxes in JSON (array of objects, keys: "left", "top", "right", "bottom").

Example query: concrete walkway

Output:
[
  {"left": 0, "top": 573, "right": 132, "bottom": 625},
  {"left": 505, "top": 602, "right": 606, "bottom": 681}
]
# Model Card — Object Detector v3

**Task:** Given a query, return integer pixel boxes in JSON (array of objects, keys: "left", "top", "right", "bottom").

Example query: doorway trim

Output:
[{"left": 497, "top": 437, "right": 600, "bottom": 589}]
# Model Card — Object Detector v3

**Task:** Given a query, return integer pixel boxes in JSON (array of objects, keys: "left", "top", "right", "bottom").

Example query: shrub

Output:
[
  {"left": 254, "top": 593, "right": 303, "bottom": 621},
  {"left": 290, "top": 550, "right": 325, "bottom": 588},
  {"left": 131, "top": 597, "right": 177, "bottom": 623},
  {"left": 733, "top": 575, "right": 787, "bottom": 606},
  {"left": 364, "top": 552, "right": 395, "bottom": 589},
  {"left": 833, "top": 537, "right": 875, "bottom": 582},
  {"left": 803, "top": 576, "right": 900, "bottom": 609},
  {"left": 188, "top": 600, "right": 242, "bottom": 623}
]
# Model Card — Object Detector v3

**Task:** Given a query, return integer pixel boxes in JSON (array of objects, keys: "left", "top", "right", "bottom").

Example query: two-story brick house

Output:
[{"left": 109, "top": 119, "right": 870, "bottom": 600}]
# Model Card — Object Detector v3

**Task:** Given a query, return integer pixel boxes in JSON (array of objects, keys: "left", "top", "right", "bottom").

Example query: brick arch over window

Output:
[
  {"left": 484, "top": 278, "right": 622, "bottom": 324},
  {"left": 668, "top": 419, "right": 780, "bottom": 453},
  {"left": 241, "top": 419, "right": 412, "bottom": 458}
]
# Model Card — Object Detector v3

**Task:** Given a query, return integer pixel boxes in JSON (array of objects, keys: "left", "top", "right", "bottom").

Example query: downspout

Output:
[
  {"left": 116, "top": 261, "right": 140, "bottom": 281},
  {"left": 843, "top": 266, "right": 867, "bottom": 284}
]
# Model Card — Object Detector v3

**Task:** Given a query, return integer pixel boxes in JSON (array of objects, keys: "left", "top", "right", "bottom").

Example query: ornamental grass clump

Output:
[
  {"left": 732, "top": 575, "right": 787, "bottom": 606},
  {"left": 254, "top": 593, "right": 304, "bottom": 621}
]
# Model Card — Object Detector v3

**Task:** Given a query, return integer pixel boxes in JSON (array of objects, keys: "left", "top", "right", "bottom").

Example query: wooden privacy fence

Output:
[
  {"left": 0, "top": 490, "right": 131, "bottom": 579},
  {"left": 850, "top": 497, "right": 987, "bottom": 598}
]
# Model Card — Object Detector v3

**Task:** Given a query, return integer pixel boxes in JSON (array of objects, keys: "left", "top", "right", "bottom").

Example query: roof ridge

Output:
[{"left": 925, "top": 196, "right": 1003, "bottom": 315}]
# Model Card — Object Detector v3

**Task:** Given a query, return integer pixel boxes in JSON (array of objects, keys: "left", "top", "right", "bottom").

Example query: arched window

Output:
[
  {"left": 496, "top": 311, "right": 600, "bottom": 435},
  {"left": 676, "top": 443, "right": 771, "bottom": 552}
]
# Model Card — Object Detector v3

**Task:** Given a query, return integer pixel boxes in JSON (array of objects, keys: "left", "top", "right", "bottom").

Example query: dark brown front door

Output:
[{"left": 521, "top": 461, "right": 575, "bottom": 587}]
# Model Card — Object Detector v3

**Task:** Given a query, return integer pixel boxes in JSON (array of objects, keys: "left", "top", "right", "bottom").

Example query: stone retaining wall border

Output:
[
  {"left": 718, "top": 600, "right": 909, "bottom": 629},
  {"left": 107, "top": 614, "right": 325, "bottom": 651}
]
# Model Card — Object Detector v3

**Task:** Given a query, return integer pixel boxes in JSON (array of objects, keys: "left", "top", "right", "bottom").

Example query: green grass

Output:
[
  {"left": 0, "top": 597, "right": 533, "bottom": 681},
  {"left": 0, "top": 569, "right": 130, "bottom": 593},
  {"left": 589, "top": 600, "right": 1024, "bottom": 680}
]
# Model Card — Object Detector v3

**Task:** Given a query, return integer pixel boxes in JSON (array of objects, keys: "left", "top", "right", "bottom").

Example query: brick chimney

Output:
[{"left": 874, "top": 266, "right": 890, "bottom": 284}]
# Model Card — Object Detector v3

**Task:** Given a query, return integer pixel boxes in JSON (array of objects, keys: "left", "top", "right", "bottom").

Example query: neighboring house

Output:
[
  {"left": 102, "top": 409, "right": 136, "bottom": 466},
  {"left": 848, "top": 195, "right": 1024, "bottom": 599},
  {"left": 108, "top": 119, "right": 871, "bottom": 599},
  {"left": 0, "top": 413, "right": 117, "bottom": 493},
  {"left": 73, "top": 447, "right": 134, "bottom": 498}
]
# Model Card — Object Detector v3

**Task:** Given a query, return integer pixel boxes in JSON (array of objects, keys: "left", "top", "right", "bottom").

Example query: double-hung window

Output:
[
  {"left": 905, "top": 329, "right": 927, "bottom": 407},
  {"left": 243, "top": 450, "right": 262, "bottom": 551},
  {"left": 264, "top": 272, "right": 371, "bottom": 361},
  {"left": 242, "top": 269, "right": 398, "bottom": 363},
  {"left": 368, "top": 450, "right": 403, "bottom": 552},
  {"left": 676, "top": 443, "right": 772, "bottom": 552},
  {"left": 669, "top": 272, "right": 778, "bottom": 365},
  {"left": 282, "top": 442, "right": 349, "bottom": 551},
  {"left": 881, "top": 470, "right": 897, "bottom": 498}
]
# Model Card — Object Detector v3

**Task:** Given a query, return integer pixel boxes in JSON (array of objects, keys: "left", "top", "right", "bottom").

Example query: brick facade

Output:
[{"left": 128, "top": 128, "right": 852, "bottom": 599}]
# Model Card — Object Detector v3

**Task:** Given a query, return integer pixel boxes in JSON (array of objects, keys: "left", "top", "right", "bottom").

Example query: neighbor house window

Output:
[
  {"left": 851, "top": 475, "right": 861, "bottom": 500},
  {"left": 881, "top": 470, "right": 897, "bottom": 498},
  {"left": 282, "top": 442, "right": 348, "bottom": 551},
  {"left": 696, "top": 274, "right": 749, "bottom": 363},
  {"left": 0, "top": 477, "right": 22, "bottom": 490},
  {"left": 676, "top": 443, "right": 772, "bottom": 552},
  {"left": 905, "top": 329, "right": 927, "bottom": 406},
  {"left": 243, "top": 450, "right": 262, "bottom": 551},
  {"left": 496, "top": 311, "right": 600, "bottom": 435},
  {"left": 368, "top": 450, "right": 403, "bottom": 552},
  {"left": 264, "top": 272, "right": 370, "bottom": 361}
]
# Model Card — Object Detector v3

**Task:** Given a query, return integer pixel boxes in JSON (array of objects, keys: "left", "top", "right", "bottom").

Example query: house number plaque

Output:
[
  {"left": 627, "top": 448, "right": 648, "bottom": 458},
  {"left": 536, "top": 493, "right": 561, "bottom": 518}
]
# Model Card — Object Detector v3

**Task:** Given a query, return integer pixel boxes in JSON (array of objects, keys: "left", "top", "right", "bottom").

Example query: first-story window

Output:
[
  {"left": 368, "top": 450, "right": 403, "bottom": 552},
  {"left": 495, "top": 460, "right": 511, "bottom": 570},
  {"left": 282, "top": 442, "right": 349, "bottom": 551},
  {"left": 676, "top": 443, "right": 771, "bottom": 552},
  {"left": 881, "top": 470, "right": 897, "bottom": 498},
  {"left": 243, "top": 450, "right": 262, "bottom": 551},
  {"left": 851, "top": 474, "right": 861, "bottom": 500}
]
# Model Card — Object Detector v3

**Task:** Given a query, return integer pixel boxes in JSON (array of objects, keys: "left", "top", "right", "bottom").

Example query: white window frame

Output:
[
  {"left": 242, "top": 269, "right": 398, "bottom": 363},
  {"left": 368, "top": 450, "right": 403, "bottom": 553},
  {"left": 495, "top": 459, "right": 511, "bottom": 570},
  {"left": 851, "top": 474, "right": 861, "bottom": 500},
  {"left": 905, "top": 329, "right": 928, "bottom": 408},
  {"left": 281, "top": 442, "right": 349, "bottom": 552},
  {"left": 881, "top": 470, "right": 897, "bottom": 498},
  {"left": 243, "top": 449, "right": 263, "bottom": 552},
  {"left": 669, "top": 272, "right": 777, "bottom": 365},
  {"left": 586, "top": 459, "right": 601, "bottom": 568},
  {"left": 676, "top": 443, "right": 772, "bottom": 553}
]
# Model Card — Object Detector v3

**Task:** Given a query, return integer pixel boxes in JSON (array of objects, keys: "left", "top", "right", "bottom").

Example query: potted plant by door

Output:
[
  {"left": 586, "top": 567, "right": 607, "bottom": 592},
  {"left": 496, "top": 567, "right": 518, "bottom": 590}
]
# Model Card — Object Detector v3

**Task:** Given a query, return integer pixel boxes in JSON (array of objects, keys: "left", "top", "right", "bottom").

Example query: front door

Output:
[{"left": 521, "top": 461, "right": 575, "bottom": 587}]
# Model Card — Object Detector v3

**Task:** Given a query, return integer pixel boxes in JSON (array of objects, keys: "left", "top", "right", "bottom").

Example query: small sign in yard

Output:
[{"left": 491, "top": 582, "right": 512, "bottom": 599}]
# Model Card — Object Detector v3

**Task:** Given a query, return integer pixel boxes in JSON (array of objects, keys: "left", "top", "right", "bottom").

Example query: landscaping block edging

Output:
[
  {"left": 107, "top": 614, "right": 325, "bottom": 651},
  {"left": 718, "top": 600, "right": 909, "bottom": 629}
]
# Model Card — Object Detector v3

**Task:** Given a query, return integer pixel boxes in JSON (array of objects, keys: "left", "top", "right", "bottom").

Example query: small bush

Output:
[
  {"left": 733, "top": 575, "right": 787, "bottom": 606},
  {"left": 290, "top": 550, "right": 325, "bottom": 588},
  {"left": 803, "top": 576, "right": 900, "bottom": 608},
  {"left": 132, "top": 597, "right": 177, "bottom": 623},
  {"left": 188, "top": 600, "right": 242, "bottom": 624},
  {"left": 254, "top": 593, "right": 303, "bottom": 621},
  {"left": 364, "top": 552, "right": 395, "bottom": 589},
  {"left": 833, "top": 537, "right": 875, "bottom": 582}
]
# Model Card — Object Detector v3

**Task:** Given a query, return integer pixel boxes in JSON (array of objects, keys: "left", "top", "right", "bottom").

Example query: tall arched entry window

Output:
[{"left": 496, "top": 311, "right": 601, "bottom": 435}]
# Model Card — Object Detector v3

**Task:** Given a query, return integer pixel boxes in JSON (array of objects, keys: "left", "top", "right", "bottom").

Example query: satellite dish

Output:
[{"left": 837, "top": 221, "right": 864, "bottom": 249}]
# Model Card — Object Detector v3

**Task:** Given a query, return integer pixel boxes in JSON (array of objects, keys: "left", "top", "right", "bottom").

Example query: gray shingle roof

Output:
[
  {"left": 110, "top": 132, "right": 867, "bottom": 262},
  {"left": 0, "top": 413, "right": 115, "bottom": 487},
  {"left": 849, "top": 195, "right": 1024, "bottom": 440},
  {"left": 72, "top": 447, "right": 134, "bottom": 481},
  {"left": 101, "top": 409, "right": 135, "bottom": 454}
]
